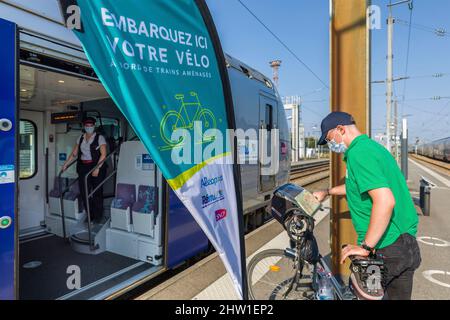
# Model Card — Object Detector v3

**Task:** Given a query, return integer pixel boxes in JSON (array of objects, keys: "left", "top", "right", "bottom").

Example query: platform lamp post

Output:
[
  {"left": 401, "top": 114, "right": 413, "bottom": 179},
  {"left": 415, "top": 137, "right": 420, "bottom": 155},
  {"left": 312, "top": 125, "right": 321, "bottom": 159}
]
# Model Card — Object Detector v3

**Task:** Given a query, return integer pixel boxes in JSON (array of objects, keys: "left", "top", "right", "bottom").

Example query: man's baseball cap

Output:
[{"left": 317, "top": 112, "right": 356, "bottom": 145}]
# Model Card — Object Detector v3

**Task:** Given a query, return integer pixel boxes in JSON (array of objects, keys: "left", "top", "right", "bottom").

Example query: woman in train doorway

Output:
[{"left": 62, "top": 117, "right": 108, "bottom": 223}]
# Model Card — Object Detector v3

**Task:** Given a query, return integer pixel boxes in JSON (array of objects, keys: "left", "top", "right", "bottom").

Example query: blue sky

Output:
[{"left": 207, "top": 0, "right": 450, "bottom": 143}]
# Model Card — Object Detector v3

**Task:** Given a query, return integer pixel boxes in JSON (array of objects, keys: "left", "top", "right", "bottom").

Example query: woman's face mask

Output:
[
  {"left": 327, "top": 129, "right": 347, "bottom": 154},
  {"left": 84, "top": 126, "right": 95, "bottom": 134}
]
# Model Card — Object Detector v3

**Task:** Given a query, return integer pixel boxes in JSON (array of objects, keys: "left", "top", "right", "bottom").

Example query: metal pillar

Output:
[
  {"left": 299, "top": 124, "right": 305, "bottom": 159},
  {"left": 401, "top": 118, "right": 408, "bottom": 179},
  {"left": 386, "top": 12, "right": 394, "bottom": 154},
  {"left": 394, "top": 99, "right": 399, "bottom": 162},
  {"left": 330, "top": 0, "right": 370, "bottom": 277}
]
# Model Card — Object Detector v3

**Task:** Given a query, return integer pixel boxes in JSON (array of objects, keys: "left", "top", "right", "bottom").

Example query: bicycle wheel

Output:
[
  {"left": 247, "top": 249, "right": 315, "bottom": 300},
  {"left": 160, "top": 111, "right": 186, "bottom": 146},
  {"left": 195, "top": 109, "right": 217, "bottom": 143},
  {"left": 197, "top": 108, "right": 216, "bottom": 130}
]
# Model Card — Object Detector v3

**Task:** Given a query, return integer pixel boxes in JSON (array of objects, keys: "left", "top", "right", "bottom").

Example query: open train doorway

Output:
[{"left": 17, "top": 63, "right": 167, "bottom": 300}]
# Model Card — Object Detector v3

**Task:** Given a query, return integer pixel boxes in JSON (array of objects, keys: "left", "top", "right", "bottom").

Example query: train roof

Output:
[
  {"left": 420, "top": 136, "right": 450, "bottom": 146},
  {"left": 225, "top": 54, "right": 275, "bottom": 90}
]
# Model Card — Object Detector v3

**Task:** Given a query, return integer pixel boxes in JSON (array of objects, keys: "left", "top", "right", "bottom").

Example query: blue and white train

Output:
[{"left": 0, "top": 1, "right": 290, "bottom": 300}]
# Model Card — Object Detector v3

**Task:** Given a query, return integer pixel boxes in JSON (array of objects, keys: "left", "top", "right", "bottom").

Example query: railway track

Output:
[
  {"left": 289, "top": 160, "right": 330, "bottom": 186},
  {"left": 409, "top": 154, "right": 450, "bottom": 175}
]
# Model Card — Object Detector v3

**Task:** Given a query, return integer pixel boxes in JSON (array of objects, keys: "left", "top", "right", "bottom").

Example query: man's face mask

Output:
[
  {"left": 84, "top": 126, "right": 95, "bottom": 134},
  {"left": 327, "top": 129, "right": 347, "bottom": 154}
]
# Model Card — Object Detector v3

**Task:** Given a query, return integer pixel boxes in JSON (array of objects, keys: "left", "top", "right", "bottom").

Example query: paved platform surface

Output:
[
  {"left": 192, "top": 201, "right": 331, "bottom": 300},
  {"left": 407, "top": 158, "right": 450, "bottom": 300}
]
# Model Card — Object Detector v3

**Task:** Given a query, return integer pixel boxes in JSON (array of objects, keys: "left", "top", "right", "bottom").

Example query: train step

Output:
[{"left": 70, "top": 219, "right": 110, "bottom": 255}]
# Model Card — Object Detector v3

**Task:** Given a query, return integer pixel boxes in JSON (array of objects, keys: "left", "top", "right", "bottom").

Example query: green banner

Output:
[{"left": 60, "top": 0, "right": 247, "bottom": 299}]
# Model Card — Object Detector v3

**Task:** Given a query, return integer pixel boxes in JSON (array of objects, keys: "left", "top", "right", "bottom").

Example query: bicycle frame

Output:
[
  {"left": 283, "top": 248, "right": 356, "bottom": 300},
  {"left": 159, "top": 92, "right": 217, "bottom": 148},
  {"left": 175, "top": 92, "right": 204, "bottom": 129},
  {"left": 317, "top": 256, "right": 356, "bottom": 300},
  {"left": 282, "top": 239, "right": 306, "bottom": 299}
]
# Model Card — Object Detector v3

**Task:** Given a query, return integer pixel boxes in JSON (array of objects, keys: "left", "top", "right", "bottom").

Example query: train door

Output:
[
  {"left": 258, "top": 94, "right": 278, "bottom": 192},
  {"left": 18, "top": 111, "right": 45, "bottom": 234}
]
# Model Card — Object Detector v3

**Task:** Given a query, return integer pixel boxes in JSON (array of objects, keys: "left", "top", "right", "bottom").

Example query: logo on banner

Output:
[
  {"left": 201, "top": 175, "right": 223, "bottom": 188},
  {"left": 215, "top": 209, "right": 227, "bottom": 222},
  {"left": 201, "top": 190, "right": 225, "bottom": 208}
]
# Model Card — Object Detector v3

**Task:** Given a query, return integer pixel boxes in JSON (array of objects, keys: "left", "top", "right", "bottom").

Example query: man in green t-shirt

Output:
[{"left": 313, "top": 112, "right": 421, "bottom": 300}]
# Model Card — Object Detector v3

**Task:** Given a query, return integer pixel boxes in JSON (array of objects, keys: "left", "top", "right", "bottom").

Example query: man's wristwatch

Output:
[{"left": 361, "top": 241, "right": 375, "bottom": 255}]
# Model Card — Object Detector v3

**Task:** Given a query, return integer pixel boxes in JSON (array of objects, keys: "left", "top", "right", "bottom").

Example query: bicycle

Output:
[
  {"left": 160, "top": 91, "right": 216, "bottom": 147},
  {"left": 247, "top": 183, "right": 386, "bottom": 300}
]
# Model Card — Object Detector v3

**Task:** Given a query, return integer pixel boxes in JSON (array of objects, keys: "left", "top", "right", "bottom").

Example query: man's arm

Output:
[
  {"left": 329, "top": 184, "right": 346, "bottom": 196},
  {"left": 340, "top": 187, "right": 395, "bottom": 263},
  {"left": 363, "top": 187, "right": 395, "bottom": 248},
  {"left": 313, "top": 184, "right": 346, "bottom": 202}
]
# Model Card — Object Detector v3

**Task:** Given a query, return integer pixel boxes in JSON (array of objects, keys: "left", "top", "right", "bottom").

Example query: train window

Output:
[
  {"left": 264, "top": 78, "right": 273, "bottom": 89},
  {"left": 240, "top": 65, "right": 253, "bottom": 78},
  {"left": 265, "top": 104, "right": 273, "bottom": 131},
  {"left": 19, "top": 120, "right": 37, "bottom": 179},
  {"left": 101, "top": 117, "right": 121, "bottom": 140}
]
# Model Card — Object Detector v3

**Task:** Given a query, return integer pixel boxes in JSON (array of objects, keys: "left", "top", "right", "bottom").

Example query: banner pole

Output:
[{"left": 195, "top": 0, "right": 249, "bottom": 300}]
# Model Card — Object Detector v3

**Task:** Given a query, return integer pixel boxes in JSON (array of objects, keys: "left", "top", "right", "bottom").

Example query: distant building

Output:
[{"left": 284, "top": 100, "right": 305, "bottom": 162}]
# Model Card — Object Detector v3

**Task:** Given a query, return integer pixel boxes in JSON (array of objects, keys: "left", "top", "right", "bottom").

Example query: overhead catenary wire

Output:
[
  {"left": 372, "top": 72, "right": 449, "bottom": 84},
  {"left": 236, "top": 0, "right": 329, "bottom": 89},
  {"left": 400, "top": 101, "right": 450, "bottom": 115},
  {"left": 407, "top": 72, "right": 450, "bottom": 79},
  {"left": 402, "top": 96, "right": 450, "bottom": 102},
  {"left": 301, "top": 104, "right": 327, "bottom": 120},
  {"left": 400, "top": 100, "right": 450, "bottom": 139},
  {"left": 300, "top": 86, "right": 327, "bottom": 98},
  {"left": 414, "top": 100, "right": 450, "bottom": 128},
  {"left": 396, "top": 18, "right": 449, "bottom": 37}
]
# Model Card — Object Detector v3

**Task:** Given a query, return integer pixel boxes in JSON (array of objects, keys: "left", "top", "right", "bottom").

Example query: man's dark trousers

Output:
[{"left": 377, "top": 233, "right": 422, "bottom": 300}]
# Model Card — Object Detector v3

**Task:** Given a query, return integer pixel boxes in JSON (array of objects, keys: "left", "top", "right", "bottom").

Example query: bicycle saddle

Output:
[{"left": 349, "top": 254, "right": 386, "bottom": 300}]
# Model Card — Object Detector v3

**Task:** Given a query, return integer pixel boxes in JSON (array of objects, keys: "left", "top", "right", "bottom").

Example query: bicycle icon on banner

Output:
[{"left": 159, "top": 91, "right": 217, "bottom": 150}]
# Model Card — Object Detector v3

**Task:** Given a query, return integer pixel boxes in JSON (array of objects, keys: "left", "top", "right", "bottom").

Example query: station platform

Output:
[
  {"left": 407, "top": 157, "right": 450, "bottom": 300},
  {"left": 136, "top": 156, "right": 450, "bottom": 300}
]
